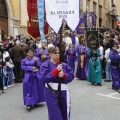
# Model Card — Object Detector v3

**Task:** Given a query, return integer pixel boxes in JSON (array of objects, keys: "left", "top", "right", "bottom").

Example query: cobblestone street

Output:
[{"left": 0, "top": 78, "right": 120, "bottom": 120}]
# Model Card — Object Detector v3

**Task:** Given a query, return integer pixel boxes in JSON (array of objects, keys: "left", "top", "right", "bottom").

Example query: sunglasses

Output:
[{"left": 52, "top": 52, "right": 60, "bottom": 54}]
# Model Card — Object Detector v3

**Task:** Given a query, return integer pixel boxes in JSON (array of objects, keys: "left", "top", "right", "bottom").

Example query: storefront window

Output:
[{"left": 0, "top": 0, "right": 8, "bottom": 17}]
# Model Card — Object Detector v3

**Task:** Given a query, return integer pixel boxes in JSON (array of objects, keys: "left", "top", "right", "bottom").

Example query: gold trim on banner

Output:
[{"left": 27, "top": 32, "right": 49, "bottom": 40}]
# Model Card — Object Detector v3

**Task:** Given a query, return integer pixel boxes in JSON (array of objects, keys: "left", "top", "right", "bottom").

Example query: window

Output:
[
  {"left": 86, "top": 0, "right": 90, "bottom": 11},
  {"left": 99, "top": 5, "right": 102, "bottom": 19},
  {"left": 112, "top": 19, "right": 114, "bottom": 29},
  {"left": 93, "top": 2, "right": 96, "bottom": 12},
  {"left": 80, "top": 0, "right": 83, "bottom": 10},
  {"left": 0, "top": 0, "right": 7, "bottom": 17},
  {"left": 99, "top": 18, "right": 102, "bottom": 27}
]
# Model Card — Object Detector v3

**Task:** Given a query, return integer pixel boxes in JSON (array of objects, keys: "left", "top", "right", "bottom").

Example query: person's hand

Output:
[
  {"left": 34, "top": 56, "right": 38, "bottom": 61},
  {"left": 39, "top": 49, "right": 43, "bottom": 55},
  {"left": 57, "top": 64, "right": 62, "bottom": 72},
  {"left": 58, "top": 71, "right": 64, "bottom": 78},
  {"left": 33, "top": 66, "right": 38, "bottom": 71},
  {"left": 41, "top": 55, "right": 46, "bottom": 59}
]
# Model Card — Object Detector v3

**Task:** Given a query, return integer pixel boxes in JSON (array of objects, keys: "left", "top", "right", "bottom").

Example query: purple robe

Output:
[
  {"left": 40, "top": 60, "right": 74, "bottom": 120},
  {"left": 109, "top": 50, "right": 120, "bottom": 89},
  {"left": 76, "top": 44, "right": 88, "bottom": 80},
  {"left": 66, "top": 48, "right": 76, "bottom": 71},
  {"left": 71, "top": 33, "right": 75, "bottom": 45},
  {"left": 34, "top": 47, "right": 50, "bottom": 62},
  {"left": 21, "top": 56, "right": 45, "bottom": 106}
]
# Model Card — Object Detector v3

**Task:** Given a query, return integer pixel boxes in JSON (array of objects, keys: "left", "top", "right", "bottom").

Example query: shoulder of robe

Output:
[{"left": 41, "top": 59, "right": 50, "bottom": 67}]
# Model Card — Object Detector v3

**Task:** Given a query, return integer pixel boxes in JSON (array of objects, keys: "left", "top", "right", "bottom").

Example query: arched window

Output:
[{"left": 0, "top": 0, "right": 8, "bottom": 17}]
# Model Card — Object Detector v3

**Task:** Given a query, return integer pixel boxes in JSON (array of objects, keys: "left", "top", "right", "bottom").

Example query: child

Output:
[
  {"left": 66, "top": 43, "right": 76, "bottom": 72},
  {"left": 1, "top": 61, "right": 8, "bottom": 90},
  {"left": 21, "top": 47, "right": 45, "bottom": 110},
  {"left": 5, "top": 57, "right": 14, "bottom": 87}
]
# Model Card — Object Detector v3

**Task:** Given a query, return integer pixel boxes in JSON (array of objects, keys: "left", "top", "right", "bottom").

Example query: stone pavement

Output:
[{"left": 0, "top": 79, "right": 120, "bottom": 120}]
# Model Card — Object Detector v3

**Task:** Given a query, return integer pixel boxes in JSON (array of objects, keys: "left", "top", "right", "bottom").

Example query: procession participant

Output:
[
  {"left": 109, "top": 43, "right": 120, "bottom": 92},
  {"left": 76, "top": 39, "right": 88, "bottom": 80},
  {"left": 87, "top": 49, "right": 102, "bottom": 86},
  {"left": 47, "top": 37, "right": 54, "bottom": 48},
  {"left": 34, "top": 42, "right": 50, "bottom": 63},
  {"left": 35, "top": 39, "right": 42, "bottom": 48},
  {"left": 63, "top": 32, "right": 72, "bottom": 50},
  {"left": 74, "top": 32, "right": 79, "bottom": 52},
  {"left": 21, "top": 47, "right": 45, "bottom": 110},
  {"left": 66, "top": 43, "right": 76, "bottom": 71},
  {"left": 39, "top": 46, "right": 74, "bottom": 120}
]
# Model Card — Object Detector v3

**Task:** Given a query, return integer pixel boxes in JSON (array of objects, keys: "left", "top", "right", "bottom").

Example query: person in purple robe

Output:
[
  {"left": 66, "top": 43, "right": 76, "bottom": 71},
  {"left": 109, "top": 43, "right": 120, "bottom": 92},
  {"left": 39, "top": 46, "right": 74, "bottom": 120},
  {"left": 34, "top": 43, "right": 50, "bottom": 63},
  {"left": 21, "top": 47, "right": 45, "bottom": 110},
  {"left": 76, "top": 40, "right": 88, "bottom": 80}
]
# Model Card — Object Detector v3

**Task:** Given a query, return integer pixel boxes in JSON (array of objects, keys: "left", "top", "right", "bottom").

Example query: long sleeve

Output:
[
  {"left": 62, "top": 64, "right": 74, "bottom": 84},
  {"left": 40, "top": 61, "right": 74, "bottom": 84},
  {"left": 6, "top": 62, "right": 14, "bottom": 68},
  {"left": 34, "top": 48, "right": 41, "bottom": 58},
  {"left": 34, "top": 58, "right": 41, "bottom": 68},
  {"left": 40, "top": 62, "right": 58, "bottom": 83},
  {"left": 110, "top": 50, "right": 120, "bottom": 62},
  {"left": 21, "top": 59, "right": 33, "bottom": 71},
  {"left": 3, "top": 68, "right": 7, "bottom": 76}
]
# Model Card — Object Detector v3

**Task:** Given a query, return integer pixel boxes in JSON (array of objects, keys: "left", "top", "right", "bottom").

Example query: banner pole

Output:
[{"left": 58, "top": 21, "right": 64, "bottom": 108}]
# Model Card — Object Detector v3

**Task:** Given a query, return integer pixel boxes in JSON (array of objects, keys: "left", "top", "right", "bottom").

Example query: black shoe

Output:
[
  {"left": 112, "top": 87, "right": 117, "bottom": 90},
  {"left": 18, "top": 81, "right": 23, "bottom": 83},
  {"left": 117, "top": 88, "right": 120, "bottom": 93},
  {"left": 104, "top": 80, "right": 109, "bottom": 82},
  {"left": 2, "top": 90, "right": 5, "bottom": 94},
  {"left": 27, "top": 106, "right": 31, "bottom": 110},
  {"left": 91, "top": 82, "right": 96, "bottom": 86},
  {"left": 97, "top": 83, "right": 102, "bottom": 86},
  {"left": 14, "top": 81, "right": 18, "bottom": 83}
]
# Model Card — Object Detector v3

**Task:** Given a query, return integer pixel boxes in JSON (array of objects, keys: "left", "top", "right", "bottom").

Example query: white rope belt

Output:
[{"left": 45, "top": 82, "right": 69, "bottom": 91}]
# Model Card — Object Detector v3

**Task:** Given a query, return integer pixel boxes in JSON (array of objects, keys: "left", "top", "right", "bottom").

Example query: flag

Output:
[
  {"left": 37, "top": 0, "right": 46, "bottom": 43},
  {"left": 76, "top": 17, "right": 85, "bottom": 34},
  {"left": 86, "top": 30, "right": 99, "bottom": 50},
  {"left": 45, "top": 0, "right": 80, "bottom": 33},
  {"left": 27, "top": 0, "right": 48, "bottom": 40}
]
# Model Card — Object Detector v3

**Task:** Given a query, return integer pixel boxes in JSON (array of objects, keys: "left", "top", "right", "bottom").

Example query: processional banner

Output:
[
  {"left": 45, "top": 0, "right": 80, "bottom": 33},
  {"left": 27, "top": 0, "right": 48, "bottom": 40}
]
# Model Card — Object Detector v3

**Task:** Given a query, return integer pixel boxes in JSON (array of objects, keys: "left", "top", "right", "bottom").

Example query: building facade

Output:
[
  {"left": 0, "top": 0, "right": 120, "bottom": 40},
  {"left": 80, "top": 0, "right": 120, "bottom": 29},
  {"left": 0, "top": 0, "right": 27, "bottom": 39}
]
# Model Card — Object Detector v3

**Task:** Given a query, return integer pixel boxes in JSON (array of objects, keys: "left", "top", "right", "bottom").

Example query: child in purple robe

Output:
[
  {"left": 34, "top": 43, "right": 50, "bottom": 62},
  {"left": 66, "top": 43, "right": 76, "bottom": 71},
  {"left": 40, "top": 46, "right": 74, "bottom": 120},
  {"left": 21, "top": 47, "right": 45, "bottom": 110},
  {"left": 76, "top": 40, "right": 88, "bottom": 80},
  {"left": 109, "top": 43, "right": 120, "bottom": 92}
]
